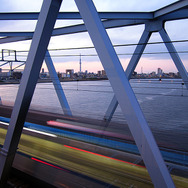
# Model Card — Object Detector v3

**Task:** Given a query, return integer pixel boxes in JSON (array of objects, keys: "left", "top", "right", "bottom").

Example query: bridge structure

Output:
[
  {"left": 0, "top": 49, "right": 25, "bottom": 77},
  {"left": 0, "top": 0, "right": 188, "bottom": 187}
]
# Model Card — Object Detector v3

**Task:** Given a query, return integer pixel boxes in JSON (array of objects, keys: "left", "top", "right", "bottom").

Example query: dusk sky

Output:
[{"left": 0, "top": 0, "right": 188, "bottom": 74}]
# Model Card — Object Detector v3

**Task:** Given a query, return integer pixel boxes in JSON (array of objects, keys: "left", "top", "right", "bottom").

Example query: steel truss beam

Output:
[
  {"left": 159, "top": 28, "right": 188, "bottom": 89},
  {"left": 0, "top": 1, "right": 187, "bottom": 42},
  {"left": 104, "top": 29, "right": 151, "bottom": 122},
  {"left": 45, "top": 50, "right": 72, "bottom": 116},
  {"left": 0, "top": 36, "right": 30, "bottom": 44},
  {"left": 0, "top": 0, "right": 186, "bottom": 187},
  {"left": 0, "top": 12, "right": 153, "bottom": 20},
  {"left": 157, "top": 9, "right": 188, "bottom": 21},
  {"left": 154, "top": 0, "right": 188, "bottom": 18},
  {"left": 0, "top": 0, "right": 188, "bottom": 21},
  {"left": 0, "top": 1, "right": 188, "bottom": 44},
  {"left": 0, "top": 0, "right": 63, "bottom": 186},
  {"left": 105, "top": 20, "right": 188, "bottom": 122},
  {"left": 0, "top": 19, "right": 145, "bottom": 38},
  {"left": 74, "top": 0, "right": 174, "bottom": 187}
]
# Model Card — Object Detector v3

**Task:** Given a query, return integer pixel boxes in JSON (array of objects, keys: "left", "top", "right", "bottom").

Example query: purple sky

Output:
[{"left": 0, "top": 0, "right": 187, "bottom": 74}]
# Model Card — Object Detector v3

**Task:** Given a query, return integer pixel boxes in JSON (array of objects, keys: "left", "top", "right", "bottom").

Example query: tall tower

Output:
[
  {"left": 141, "top": 67, "right": 143, "bottom": 74},
  {"left": 79, "top": 54, "right": 82, "bottom": 73}
]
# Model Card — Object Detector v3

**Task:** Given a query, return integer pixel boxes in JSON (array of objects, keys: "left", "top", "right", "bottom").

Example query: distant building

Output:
[
  {"left": 97, "top": 70, "right": 107, "bottom": 78},
  {"left": 169, "top": 72, "right": 175, "bottom": 78},
  {"left": 151, "top": 71, "right": 156, "bottom": 77},
  {"left": 62, "top": 73, "right": 67, "bottom": 78},
  {"left": 97, "top": 71, "right": 101, "bottom": 77},
  {"left": 102, "top": 70, "right": 106, "bottom": 76},
  {"left": 66, "top": 69, "right": 74, "bottom": 78},
  {"left": 12, "top": 71, "right": 22, "bottom": 79},
  {"left": 39, "top": 69, "right": 49, "bottom": 78},
  {"left": 157, "top": 68, "right": 163, "bottom": 77},
  {"left": 0, "top": 72, "right": 8, "bottom": 77},
  {"left": 87, "top": 72, "right": 97, "bottom": 78},
  {"left": 177, "top": 72, "right": 181, "bottom": 78},
  {"left": 57, "top": 72, "right": 62, "bottom": 78}
]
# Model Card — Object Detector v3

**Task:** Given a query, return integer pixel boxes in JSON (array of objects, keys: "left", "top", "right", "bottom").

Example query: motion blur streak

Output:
[
  {"left": 31, "top": 157, "right": 70, "bottom": 173},
  {"left": 0, "top": 120, "right": 57, "bottom": 137},
  {"left": 23, "top": 127, "right": 57, "bottom": 137},
  {"left": 63, "top": 145, "right": 144, "bottom": 168}
]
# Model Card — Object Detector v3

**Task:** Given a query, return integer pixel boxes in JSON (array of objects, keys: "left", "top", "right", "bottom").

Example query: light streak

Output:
[
  {"left": 0, "top": 121, "right": 57, "bottom": 138},
  {"left": 47, "top": 120, "right": 130, "bottom": 140},
  {"left": 31, "top": 157, "right": 69, "bottom": 172},
  {"left": 63, "top": 145, "right": 144, "bottom": 168},
  {"left": 23, "top": 127, "right": 57, "bottom": 138},
  {"left": 0, "top": 121, "right": 9, "bottom": 126}
]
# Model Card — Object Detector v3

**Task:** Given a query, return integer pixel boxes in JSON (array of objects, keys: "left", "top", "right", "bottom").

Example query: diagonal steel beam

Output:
[
  {"left": 0, "top": 0, "right": 63, "bottom": 186},
  {"left": 104, "top": 29, "right": 151, "bottom": 122},
  {"left": 45, "top": 50, "right": 72, "bottom": 116},
  {"left": 0, "top": 36, "right": 31, "bottom": 44},
  {"left": 105, "top": 20, "right": 188, "bottom": 121},
  {"left": 159, "top": 28, "right": 188, "bottom": 89},
  {"left": 74, "top": 0, "right": 175, "bottom": 187},
  {"left": 0, "top": 19, "right": 145, "bottom": 37},
  {"left": 154, "top": 0, "right": 188, "bottom": 18},
  {"left": 157, "top": 8, "right": 188, "bottom": 21}
]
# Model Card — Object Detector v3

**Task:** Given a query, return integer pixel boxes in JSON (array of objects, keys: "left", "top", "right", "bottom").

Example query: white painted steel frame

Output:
[
  {"left": 45, "top": 50, "right": 72, "bottom": 116},
  {"left": 74, "top": 0, "right": 174, "bottom": 187},
  {"left": 0, "top": 0, "right": 63, "bottom": 186}
]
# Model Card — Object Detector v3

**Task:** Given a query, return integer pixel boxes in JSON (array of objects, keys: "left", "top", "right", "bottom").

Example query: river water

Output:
[{"left": 0, "top": 79, "right": 188, "bottom": 151}]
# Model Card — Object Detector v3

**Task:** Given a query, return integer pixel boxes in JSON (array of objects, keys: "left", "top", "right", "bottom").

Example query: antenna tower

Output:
[{"left": 79, "top": 54, "right": 82, "bottom": 72}]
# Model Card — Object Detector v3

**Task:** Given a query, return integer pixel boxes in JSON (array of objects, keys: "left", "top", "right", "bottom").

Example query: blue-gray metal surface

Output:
[
  {"left": 104, "top": 29, "right": 151, "bottom": 122},
  {"left": 154, "top": 0, "right": 188, "bottom": 18},
  {"left": 45, "top": 50, "right": 72, "bottom": 116},
  {"left": 0, "top": 0, "right": 63, "bottom": 186},
  {"left": 105, "top": 20, "right": 188, "bottom": 121},
  {"left": 0, "top": 12, "right": 153, "bottom": 20},
  {"left": 74, "top": 0, "right": 175, "bottom": 187},
  {"left": 0, "top": 0, "right": 187, "bottom": 187},
  {"left": 159, "top": 28, "right": 188, "bottom": 89}
]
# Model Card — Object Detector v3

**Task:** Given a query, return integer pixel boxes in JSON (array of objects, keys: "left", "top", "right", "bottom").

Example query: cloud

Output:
[
  {"left": 93, "top": 0, "right": 178, "bottom": 11},
  {"left": 0, "top": 0, "right": 42, "bottom": 12},
  {"left": 0, "top": 0, "right": 187, "bottom": 74}
]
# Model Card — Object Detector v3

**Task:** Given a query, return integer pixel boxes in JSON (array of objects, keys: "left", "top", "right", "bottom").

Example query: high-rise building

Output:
[
  {"left": 98, "top": 71, "right": 101, "bottom": 76},
  {"left": 102, "top": 70, "right": 106, "bottom": 76},
  {"left": 157, "top": 68, "right": 163, "bottom": 76}
]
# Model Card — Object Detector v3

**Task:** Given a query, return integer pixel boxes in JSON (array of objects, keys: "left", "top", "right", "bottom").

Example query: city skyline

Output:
[{"left": 0, "top": 0, "right": 188, "bottom": 74}]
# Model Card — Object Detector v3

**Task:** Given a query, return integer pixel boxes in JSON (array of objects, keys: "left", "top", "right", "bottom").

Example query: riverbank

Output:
[{"left": 0, "top": 77, "right": 108, "bottom": 85}]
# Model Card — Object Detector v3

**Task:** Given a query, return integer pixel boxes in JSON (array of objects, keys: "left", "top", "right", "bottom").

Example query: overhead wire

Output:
[
  {"left": 2, "top": 39, "right": 187, "bottom": 64},
  {"left": 1, "top": 38, "right": 188, "bottom": 98},
  {"left": 14, "top": 50, "right": 188, "bottom": 58},
  {"left": 16, "top": 39, "right": 188, "bottom": 53}
]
